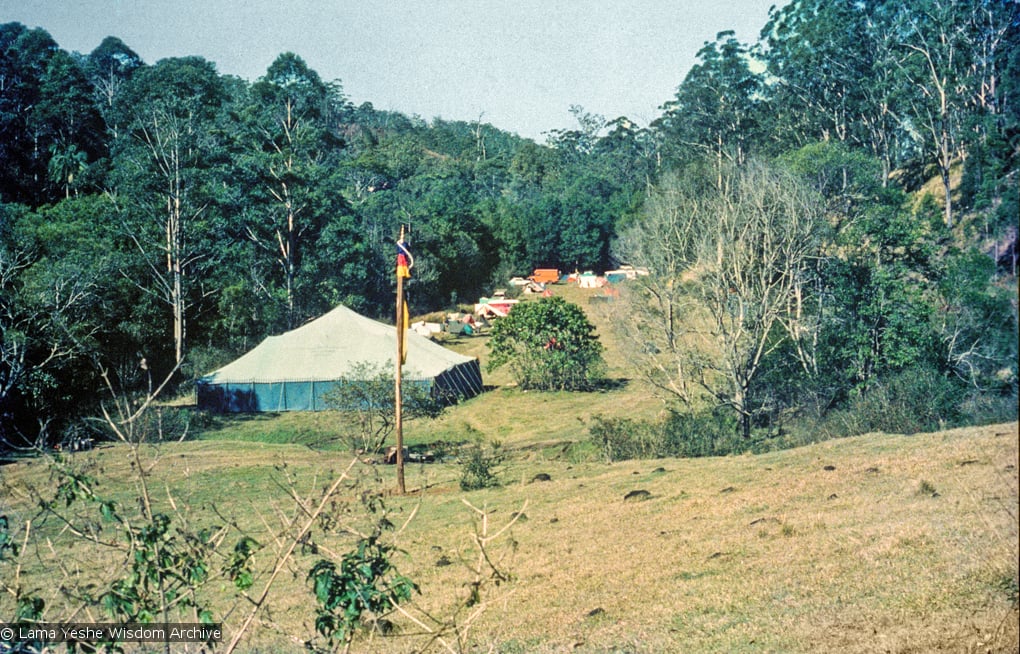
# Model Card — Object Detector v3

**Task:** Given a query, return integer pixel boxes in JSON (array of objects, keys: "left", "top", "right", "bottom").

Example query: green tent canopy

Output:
[{"left": 196, "top": 305, "right": 483, "bottom": 412}]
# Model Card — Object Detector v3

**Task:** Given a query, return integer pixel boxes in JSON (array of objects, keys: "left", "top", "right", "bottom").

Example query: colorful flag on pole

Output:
[
  {"left": 396, "top": 239, "right": 413, "bottom": 278},
  {"left": 399, "top": 300, "right": 409, "bottom": 364},
  {"left": 396, "top": 232, "right": 413, "bottom": 364}
]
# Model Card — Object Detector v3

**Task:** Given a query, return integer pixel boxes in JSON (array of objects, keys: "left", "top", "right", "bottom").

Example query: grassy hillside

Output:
[
  {"left": 1, "top": 283, "right": 1016, "bottom": 653},
  {"left": 1, "top": 423, "right": 1016, "bottom": 652}
]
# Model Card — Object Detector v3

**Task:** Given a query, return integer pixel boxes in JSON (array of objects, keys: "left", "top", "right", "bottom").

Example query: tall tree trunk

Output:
[{"left": 168, "top": 183, "right": 186, "bottom": 367}]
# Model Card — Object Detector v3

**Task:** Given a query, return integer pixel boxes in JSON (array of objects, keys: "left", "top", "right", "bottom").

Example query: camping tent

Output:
[{"left": 196, "top": 305, "right": 483, "bottom": 412}]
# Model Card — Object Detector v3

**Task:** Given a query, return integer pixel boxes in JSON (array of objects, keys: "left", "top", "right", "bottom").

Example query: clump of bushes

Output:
[
  {"left": 590, "top": 361, "right": 1019, "bottom": 464},
  {"left": 819, "top": 366, "right": 963, "bottom": 437},
  {"left": 589, "top": 411, "right": 749, "bottom": 463},
  {"left": 810, "top": 365, "right": 1016, "bottom": 441}
]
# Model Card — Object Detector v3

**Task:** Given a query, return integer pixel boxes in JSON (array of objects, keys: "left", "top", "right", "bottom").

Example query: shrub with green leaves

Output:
[
  {"left": 818, "top": 365, "right": 967, "bottom": 438},
  {"left": 307, "top": 535, "right": 417, "bottom": 651},
  {"left": 459, "top": 439, "right": 504, "bottom": 491},
  {"left": 323, "top": 361, "right": 445, "bottom": 454},
  {"left": 662, "top": 410, "right": 746, "bottom": 457},
  {"left": 487, "top": 296, "right": 605, "bottom": 391},
  {"left": 101, "top": 512, "right": 215, "bottom": 625},
  {"left": 589, "top": 416, "right": 662, "bottom": 462},
  {"left": 22, "top": 459, "right": 224, "bottom": 652},
  {"left": 590, "top": 411, "right": 750, "bottom": 462}
]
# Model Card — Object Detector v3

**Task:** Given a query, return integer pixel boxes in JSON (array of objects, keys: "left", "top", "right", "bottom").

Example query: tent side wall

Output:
[
  {"left": 196, "top": 367, "right": 481, "bottom": 413},
  {"left": 433, "top": 359, "right": 483, "bottom": 402},
  {"left": 196, "top": 379, "right": 346, "bottom": 412}
]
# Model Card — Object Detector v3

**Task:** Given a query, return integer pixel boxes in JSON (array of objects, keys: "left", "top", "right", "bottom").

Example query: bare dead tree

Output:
[{"left": 612, "top": 161, "right": 823, "bottom": 437}]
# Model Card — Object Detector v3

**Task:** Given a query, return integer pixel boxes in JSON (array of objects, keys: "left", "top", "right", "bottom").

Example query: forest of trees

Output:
[{"left": 1, "top": 0, "right": 1017, "bottom": 448}]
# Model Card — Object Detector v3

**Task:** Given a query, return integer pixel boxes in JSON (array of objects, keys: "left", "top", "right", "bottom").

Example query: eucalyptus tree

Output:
[
  {"left": 108, "top": 56, "right": 231, "bottom": 371},
  {"left": 593, "top": 117, "right": 659, "bottom": 189},
  {"left": 545, "top": 105, "right": 606, "bottom": 163},
  {"left": 654, "top": 31, "right": 763, "bottom": 186},
  {"left": 84, "top": 36, "right": 144, "bottom": 138},
  {"left": 889, "top": 0, "right": 979, "bottom": 228},
  {"left": 884, "top": 0, "right": 1016, "bottom": 228},
  {"left": 952, "top": 1, "right": 1018, "bottom": 224},
  {"left": 233, "top": 53, "right": 381, "bottom": 330},
  {"left": 422, "top": 117, "right": 519, "bottom": 200},
  {"left": 239, "top": 53, "right": 340, "bottom": 328},
  {"left": 758, "top": 0, "right": 904, "bottom": 183}
]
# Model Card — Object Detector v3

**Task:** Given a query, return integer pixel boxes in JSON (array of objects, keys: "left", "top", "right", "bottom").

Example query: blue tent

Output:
[{"left": 196, "top": 305, "right": 482, "bottom": 412}]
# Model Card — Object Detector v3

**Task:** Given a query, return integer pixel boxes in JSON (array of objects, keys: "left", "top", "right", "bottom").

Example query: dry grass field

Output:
[
  {"left": 1, "top": 283, "right": 1017, "bottom": 653},
  {"left": 1, "top": 422, "right": 1016, "bottom": 653}
]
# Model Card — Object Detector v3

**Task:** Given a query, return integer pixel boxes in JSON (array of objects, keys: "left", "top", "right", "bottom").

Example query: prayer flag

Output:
[
  {"left": 400, "top": 300, "right": 409, "bottom": 364},
  {"left": 396, "top": 240, "right": 412, "bottom": 278}
]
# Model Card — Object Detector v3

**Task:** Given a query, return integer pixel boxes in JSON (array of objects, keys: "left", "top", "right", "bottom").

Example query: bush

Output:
[
  {"left": 487, "top": 296, "right": 605, "bottom": 391},
  {"left": 589, "top": 416, "right": 662, "bottom": 462},
  {"left": 957, "top": 388, "right": 1018, "bottom": 426},
  {"left": 589, "top": 411, "right": 750, "bottom": 462},
  {"left": 459, "top": 439, "right": 503, "bottom": 491},
  {"left": 308, "top": 535, "right": 417, "bottom": 651},
  {"left": 815, "top": 365, "right": 967, "bottom": 438},
  {"left": 662, "top": 410, "right": 747, "bottom": 457},
  {"left": 323, "top": 362, "right": 444, "bottom": 454}
]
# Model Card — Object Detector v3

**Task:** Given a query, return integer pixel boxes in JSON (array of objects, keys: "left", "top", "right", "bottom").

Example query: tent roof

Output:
[{"left": 201, "top": 305, "right": 476, "bottom": 384}]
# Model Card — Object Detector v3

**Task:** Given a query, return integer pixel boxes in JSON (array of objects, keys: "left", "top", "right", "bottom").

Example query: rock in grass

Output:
[
  {"left": 624, "top": 489, "right": 651, "bottom": 502},
  {"left": 363, "top": 617, "right": 394, "bottom": 635}
]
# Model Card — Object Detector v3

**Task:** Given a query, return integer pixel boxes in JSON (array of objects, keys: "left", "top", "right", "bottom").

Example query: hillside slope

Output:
[
  {"left": 394, "top": 421, "right": 1019, "bottom": 653},
  {"left": 1, "top": 422, "right": 1015, "bottom": 653}
]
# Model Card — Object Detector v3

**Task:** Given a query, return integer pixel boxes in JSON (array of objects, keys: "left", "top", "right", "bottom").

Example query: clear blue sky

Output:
[{"left": 3, "top": 1, "right": 782, "bottom": 142}]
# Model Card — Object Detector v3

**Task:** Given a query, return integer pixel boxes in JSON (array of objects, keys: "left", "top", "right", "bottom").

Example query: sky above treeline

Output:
[{"left": 3, "top": 0, "right": 784, "bottom": 142}]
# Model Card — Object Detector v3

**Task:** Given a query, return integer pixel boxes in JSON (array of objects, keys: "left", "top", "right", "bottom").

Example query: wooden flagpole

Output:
[{"left": 394, "top": 227, "right": 407, "bottom": 494}]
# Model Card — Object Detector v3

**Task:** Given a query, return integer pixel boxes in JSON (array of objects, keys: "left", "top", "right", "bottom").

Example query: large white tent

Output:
[{"left": 196, "top": 305, "right": 483, "bottom": 412}]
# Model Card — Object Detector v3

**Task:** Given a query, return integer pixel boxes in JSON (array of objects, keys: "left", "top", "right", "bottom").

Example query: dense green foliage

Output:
[
  {"left": 589, "top": 412, "right": 746, "bottom": 462},
  {"left": 487, "top": 296, "right": 605, "bottom": 391},
  {"left": 0, "top": 0, "right": 1016, "bottom": 448}
]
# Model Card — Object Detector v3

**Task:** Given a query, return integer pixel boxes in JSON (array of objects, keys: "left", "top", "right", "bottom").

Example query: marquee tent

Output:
[{"left": 196, "top": 305, "right": 483, "bottom": 412}]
